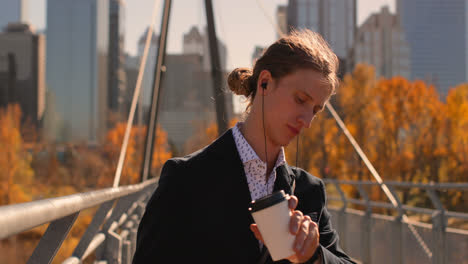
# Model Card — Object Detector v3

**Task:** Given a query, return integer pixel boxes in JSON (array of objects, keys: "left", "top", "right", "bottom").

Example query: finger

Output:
[
  {"left": 289, "top": 210, "right": 303, "bottom": 234},
  {"left": 293, "top": 217, "right": 310, "bottom": 254},
  {"left": 287, "top": 195, "right": 298, "bottom": 210},
  {"left": 250, "top": 224, "right": 264, "bottom": 243},
  {"left": 301, "top": 220, "right": 319, "bottom": 256}
]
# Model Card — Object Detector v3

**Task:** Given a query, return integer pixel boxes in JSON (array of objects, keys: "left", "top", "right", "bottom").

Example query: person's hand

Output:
[{"left": 250, "top": 195, "right": 320, "bottom": 263}]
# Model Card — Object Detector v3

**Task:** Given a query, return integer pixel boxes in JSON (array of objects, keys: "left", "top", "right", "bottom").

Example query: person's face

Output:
[{"left": 263, "top": 68, "right": 331, "bottom": 147}]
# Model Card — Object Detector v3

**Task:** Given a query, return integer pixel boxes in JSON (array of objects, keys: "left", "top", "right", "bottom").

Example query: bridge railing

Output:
[
  {"left": 0, "top": 178, "right": 157, "bottom": 264},
  {"left": 323, "top": 179, "right": 468, "bottom": 264},
  {"left": 2, "top": 178, "right": 467, "bottom": 264}
]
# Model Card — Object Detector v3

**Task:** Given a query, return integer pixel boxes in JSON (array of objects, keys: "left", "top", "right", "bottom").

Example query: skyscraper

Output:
[
  {"left": 353, "top": 6, "right": 411, "bottom": 79},
  {"left": 182, "top": 26, "right": 227, "bottom": 72},
  {"left": 136, "top": 27, "right": 158, "bottom": 125},
  {"left": 158, "top": 53, "right": 233, "bottom": 153},
  {"left": 108, "top": 0, "right": 127, "bottom": 118},
  {"left": 252, "top": 46, "right": 265, "bottom": 65},
  {"left": 0, "top": 0, "right": 28, "bottom": 31},
  {"left": 287, "top": 0, "right": 356, "bottom": 74},
  {"left": 0, "top": 23, "right": 45, "bottom": 127},
  {"left": 398, "top": 0, "right": 468, "bottom": 97},
  {"left": 45, "top": 0, "right": 109, "bottom": 143},
  {"left": 152, "top": 26, "right": 232, "bottom": 153},
  {"left": 276, "top": 5, "right": 288, "bottom": 38},
  {"left": 123, "top": 53, "right": 139, "bottom": 119}
]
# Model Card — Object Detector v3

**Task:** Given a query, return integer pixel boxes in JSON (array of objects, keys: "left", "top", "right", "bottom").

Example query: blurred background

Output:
[{"left": 0, "top": 0, "right": 467, "bottom": 263}]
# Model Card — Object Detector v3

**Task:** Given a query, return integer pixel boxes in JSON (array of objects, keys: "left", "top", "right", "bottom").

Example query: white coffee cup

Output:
[{"left": 249, "top": 190, "right": 295, "bottom": 261}]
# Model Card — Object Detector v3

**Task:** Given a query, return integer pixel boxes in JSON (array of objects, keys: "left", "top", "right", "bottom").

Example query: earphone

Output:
[{"left": 261, "top": 81, "right": 268, "bottom": 186}]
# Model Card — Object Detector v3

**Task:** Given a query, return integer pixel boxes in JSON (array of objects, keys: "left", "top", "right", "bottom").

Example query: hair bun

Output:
[{"left": 227, "top": 67, "right": 253, "bottom": 97}]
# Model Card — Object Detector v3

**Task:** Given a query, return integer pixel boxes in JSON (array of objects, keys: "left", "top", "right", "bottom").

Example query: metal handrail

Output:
[
  {"left": 323, "top": 179, "right": 468, "bottom": 220},
  {"left": 323, "top": 179, "right": 468, "bottom": 264},
  {"left": 327, "top": 197, "right": 468, "bottom": 220},
  {"left": 0, "top": 178, "right": 157, "bottom": 240},
  {"left": 324, "top": 179, "right": 468, "bottom": 189}
]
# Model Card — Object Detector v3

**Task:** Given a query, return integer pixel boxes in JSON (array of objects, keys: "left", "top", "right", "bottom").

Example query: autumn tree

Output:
[
  {"left": 446, "top": 83, "right": 468, "bottom": 182},
  {"left": 0, "top": 104, "right": 34, "bottom": 205},
  {"left": 282, "top": 63, "right": 468, "bottom": 209},
  {"left": 103, "top": 123, "right": 172, "bottom": 186},
  {"left": 185, "top": 117, "right": 239, "bottom": 154},
  {"left": 445, "top": 84, "right": 468, "bottom": 211},
  {"left": 336, "top": 64, "right": 379, "bottom": 182}
]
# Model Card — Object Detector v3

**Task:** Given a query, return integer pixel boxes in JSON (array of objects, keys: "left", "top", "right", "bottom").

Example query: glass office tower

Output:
[
  {"left": 45, "top": 0, "right": 109, "bottom": 143},
  {"left": 108, "top": 0, "right": 126, "bottom": 115},
  {"left": 287, "top": 0, "right": 356, "bottom": 63},
  {"left": 398, "top": 0, "right": 468, "bottom": 97}
]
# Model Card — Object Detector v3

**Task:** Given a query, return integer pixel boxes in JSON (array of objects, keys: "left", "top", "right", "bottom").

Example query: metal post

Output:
[
  {"left": 130, "top": 226, "right": 138, "bottom": 257},
  {"left": 388, "top": 186, "right": 404, "bottom": 264},
  {"left": 72, "top": 200, "right": 115, "bottom": 259},
  {"left": 122, "top": 240, "right": 131, "bottom": 264},
  {"left": 103, "top": 193, "right": 140, "bottom": 232},
  {"left": 333, "top": 181, "right": 348, "bottom": 251},
  {"left": 357, "top": 185, "right": 372, "bottom": 264},
  {"left": 104, "top": 222, "right": 122, "bottom": 264},
  {"left": 120, "top": 230, "right": 130, "bottom": 264},
  {"left": 27, "top": 212, "right": 79, "bottom": 264},
  {"left": 427, "top": 189, "right": 446, "bottom": 264},
  {"left": 140, "top": 0, "right": 172, "bottom": 182},
  {"left": 205, "top": 0, "right": 228, "bottom": 136}
]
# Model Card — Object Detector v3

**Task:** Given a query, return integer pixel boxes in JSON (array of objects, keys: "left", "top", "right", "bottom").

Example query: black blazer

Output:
[{"left": 133, "top": 129, "right": 355, "bottom": 264}]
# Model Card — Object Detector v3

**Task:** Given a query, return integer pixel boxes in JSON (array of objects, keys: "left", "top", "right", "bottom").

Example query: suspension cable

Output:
[{"left": 113, "top": 0, "right": 161, "bottom": 188}]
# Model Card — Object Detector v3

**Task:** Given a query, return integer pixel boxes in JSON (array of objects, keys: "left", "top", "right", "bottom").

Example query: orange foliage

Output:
[
  {"left": 446, "top": 84, "right": 468, "bottom": 182},
  {"left": 0, "top": 104, "right": 34, "bottom": 205},
  {"left": 284, "top": 64, "right": 467, "bottom": 210},
  {"left": 185, "top": 117, "right": 239, "bottom": 154},
  {"left": 102, "top": 123, "right": 172, "bottom": 186}
]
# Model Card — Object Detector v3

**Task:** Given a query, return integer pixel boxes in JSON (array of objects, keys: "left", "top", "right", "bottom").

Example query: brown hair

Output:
[{"left": 228, "top": 29, "right": 339, "bottom": 108}]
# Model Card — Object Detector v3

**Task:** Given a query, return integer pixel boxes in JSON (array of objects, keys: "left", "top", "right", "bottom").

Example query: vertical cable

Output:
[
  {"left": 262, "top": 87, "right": 268, "bottom": 185},
  {"left": 113, "top": 0, "right": 161, "bottom": 187},
  {"left": 296, "top": 133, "right": 300, "bottom": 168}
]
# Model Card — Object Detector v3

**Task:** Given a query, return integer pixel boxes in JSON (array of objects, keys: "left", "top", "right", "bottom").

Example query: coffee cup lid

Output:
[{"left": 249, "top": 190, "right": 286, "bottom": 213}]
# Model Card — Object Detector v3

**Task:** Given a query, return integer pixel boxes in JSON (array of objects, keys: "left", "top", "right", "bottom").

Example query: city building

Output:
[
  {"left": 45, "top": 0, "right": 109, "bottom": 144},
  {"left": 123, "top": 53, "right": 139, "bottom": 119},
  {"left": 136, "top": 27, "right": 158, "bottom": 125},
  {"left": 159, "top": 53, "right": 233, "bottom": 154},
  {"left": 353, "top": 6, "right": 411, "bottom": 79},
  {"left": 108, "top": 0, "right": 127, "bottom": 119},
  {"left": 128, "top": 26, "right": 233, "bottom": 153},
  {"left": 397, "top": 0, "right": 468, "bottom": 97},
  {"left": 287, "top": 0, "right": 356, "bottom": 74},
  {"left": 276, "top": 5, "right": 288, "bottom": 38},
  {"left": 182, "top": 26, "right": 227, "bottom": 72},
  {"left": 0, "top": 0, "right": 28, "bottom": 31},
  {"left": 252, "top": 46, "right": 265, "bottom": 65},
  {"left": 0, "top": 23, "right": 45, "bottom": 126}
]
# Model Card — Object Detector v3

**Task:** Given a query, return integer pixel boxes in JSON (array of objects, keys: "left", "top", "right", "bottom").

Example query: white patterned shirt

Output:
[{"left": 232, "top": 122, "right": 286, "bottom": 202}]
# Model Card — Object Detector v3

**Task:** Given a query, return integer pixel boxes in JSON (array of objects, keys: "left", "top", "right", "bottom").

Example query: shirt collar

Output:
[{"left": 232, "top": 122, "right": 286, "bottom": 168}]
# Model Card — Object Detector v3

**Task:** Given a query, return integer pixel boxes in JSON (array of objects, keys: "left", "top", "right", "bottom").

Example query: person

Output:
[{"left": 132, "top": 29, "right": 355, "bottom": 264}]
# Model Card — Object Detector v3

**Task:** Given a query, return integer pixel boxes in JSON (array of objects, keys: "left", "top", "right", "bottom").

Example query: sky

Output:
[{"left": 28, "top": 0, "right": 395, "bottom": 70}]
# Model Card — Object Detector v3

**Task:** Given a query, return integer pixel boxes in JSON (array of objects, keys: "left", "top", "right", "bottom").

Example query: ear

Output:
[{"left": 257, "top": 70, "right": 273, "bottom": 95}]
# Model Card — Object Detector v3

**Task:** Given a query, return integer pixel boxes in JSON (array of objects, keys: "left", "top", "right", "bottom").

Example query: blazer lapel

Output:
[{"left": 274, "top": 164, "right": 296, "bottom": 195}]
